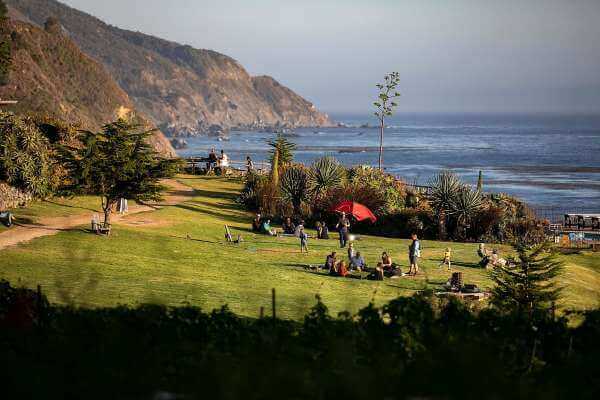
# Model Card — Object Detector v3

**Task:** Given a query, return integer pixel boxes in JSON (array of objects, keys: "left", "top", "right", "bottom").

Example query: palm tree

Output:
[
  {"left": 308, "top": 156, "right": 345, "bottom": 198},
  {"left": 280, "top": 165, "right": 309, "bottom": 217}
]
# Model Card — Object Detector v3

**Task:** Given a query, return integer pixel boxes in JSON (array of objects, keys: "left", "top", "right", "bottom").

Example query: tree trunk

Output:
[
  {"left": 102, "top": 197, "right": 114, "bottom": 228},
  {"left": 378, "top": 117, "right": 384, "bottom": 171},
  {"left": 293, "top": 201, "right": 302, "bottom": 219},
  {"left": 438, "top": 209, "right": 447, "bottom": 240}
]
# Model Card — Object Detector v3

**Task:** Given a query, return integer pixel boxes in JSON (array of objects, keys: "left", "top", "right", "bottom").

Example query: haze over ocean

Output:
[{"left": 179, "top": 112, "right": 600, "bottom": 211}]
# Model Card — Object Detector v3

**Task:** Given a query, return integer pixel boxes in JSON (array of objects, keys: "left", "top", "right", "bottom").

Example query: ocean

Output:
[{"left": 177, "top": 113, "right": 600, "bottom": 213}]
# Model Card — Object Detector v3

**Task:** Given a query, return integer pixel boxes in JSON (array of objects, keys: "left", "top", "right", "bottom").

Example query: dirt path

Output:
[{"left": 0, "top": 179, "right": 194, "bottom": 250}]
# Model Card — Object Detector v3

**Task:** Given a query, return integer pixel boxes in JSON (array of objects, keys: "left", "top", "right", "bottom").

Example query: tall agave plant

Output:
[
  {"left": 428, "top": 170, "right": 462, "bottom": 211},
  {"left": 308, "top": 156, "right": 345, "bottom": 198},
  {"left": 280, "top": 165, "right": 309, "bottom": 217},
  {"left": 428, "top": 170, "right": 462, "bottom": 239},
  {"left": 268, "top": 134, "right": 296, "bottom": 166}
]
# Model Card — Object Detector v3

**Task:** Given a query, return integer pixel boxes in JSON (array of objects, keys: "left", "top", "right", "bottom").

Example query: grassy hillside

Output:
[{"left": 1, "top": 176, "right": 598, "bottom": 319}]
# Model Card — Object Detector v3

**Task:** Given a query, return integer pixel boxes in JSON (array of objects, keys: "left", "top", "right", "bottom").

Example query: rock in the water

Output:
[{"left": 170, "top": 138, "right": 188, "bottom": 150}]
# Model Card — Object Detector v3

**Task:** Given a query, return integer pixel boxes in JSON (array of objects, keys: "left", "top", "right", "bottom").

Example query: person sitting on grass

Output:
[
  {"left": 336, "top": 260, "right": 349, "bottom": 277},
  {"left": 367, "top": 262, "right": 385, "bottom": 280},
  {"left": 347, "top": 242, "right": 356, "bottom": 260},
  {"left": 487, "top": 249, "right": 507, "bottom": 269},
  {"left": 325, "top": 251, "right": 337, "bottom": 271},
  {"left": 349, "top": 251, "right": 366, "bottom": 271},
  {"left": 260, "top": 219, "right": 277, "bottom": 236},
  {"left": 299, "top": 226, "right": 308, "bottom": 253},
  {"left": 381, "top": 252, "right": 393, "bottom": 270},
  {"left": 439, "top": 247, "right": 452, "bottom": 271},
  {"left": 477, "top": 243, "right": 491, "bottom": 267},
  {"left": 282, "top": 217, "right": 296, "bottom": 235}
]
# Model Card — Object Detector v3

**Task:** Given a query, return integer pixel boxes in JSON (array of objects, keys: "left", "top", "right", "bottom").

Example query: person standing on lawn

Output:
[
  {"left": 336, "top": 211, "right": 350, "bottom": 248},
  {"left": 439, "top": 247, "right": 452, "bottom": 271},
  {"left": 299, "top": 226, "right": 309, "bottom": 253},
  {"left": 408, "top": 233, "right": 421, "bottom": 276}
]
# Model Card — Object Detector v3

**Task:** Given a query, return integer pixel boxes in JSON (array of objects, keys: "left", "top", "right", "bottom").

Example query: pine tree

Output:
[
  {"left": 490, "top": 242, "right": 563, "bottom": 316},
  {"left": 60, "top": 119, "right": 180, "bottom": 227}
]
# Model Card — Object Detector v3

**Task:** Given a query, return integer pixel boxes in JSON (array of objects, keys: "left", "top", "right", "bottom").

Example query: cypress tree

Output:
[
  {"left": 59, "top": 119, "right": 181, "bottom": 227},
  {"left": 477, "top": 170, "right": 483, "bottom": 192}
]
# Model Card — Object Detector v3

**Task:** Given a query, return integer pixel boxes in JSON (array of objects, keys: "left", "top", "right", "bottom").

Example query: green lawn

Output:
[
  {"left": 1, "top": 176, "right": 599, "bottom": 319},
  {"left": 11, "top": 194, "right": 102, "bottom": 224}
]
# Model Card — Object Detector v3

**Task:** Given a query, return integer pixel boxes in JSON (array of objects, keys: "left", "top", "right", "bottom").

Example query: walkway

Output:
[{"left": 0, "top": 179, "right": 194, "bottom": 250}]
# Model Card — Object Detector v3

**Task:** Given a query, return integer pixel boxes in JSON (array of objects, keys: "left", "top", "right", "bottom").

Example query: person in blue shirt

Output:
[
  {"left": 299, "top": 227, "right": 308, "bottom": 253},
  {"left": 349, "top": 251, "right": 366, "bottom": 271},
  {"left": 408, "top": 233, "right": 421, "bottom": 276}
]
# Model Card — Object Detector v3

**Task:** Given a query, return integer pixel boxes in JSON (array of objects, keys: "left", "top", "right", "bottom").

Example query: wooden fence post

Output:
[{"left": 271, "top": 288, "right": 276, "bottom": 320}]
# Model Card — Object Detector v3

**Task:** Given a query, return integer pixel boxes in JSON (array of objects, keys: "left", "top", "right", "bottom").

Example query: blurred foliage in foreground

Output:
[{"left": 1, "top": 279, "right": 598, "bottom": 399}]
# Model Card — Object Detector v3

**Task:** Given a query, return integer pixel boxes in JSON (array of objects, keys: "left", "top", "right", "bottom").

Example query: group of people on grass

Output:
[
  {"left": 250, "top": 212, "right": 508, "bottom": 281},
  {"left": 477, "top": 243, "right": 507, "bottom": 269},
  {"left": 252, "top": 213, "right": 330, "bottom": 243},
  {"left": 321, "top": 233, "right": 422, "bottom": 280}
]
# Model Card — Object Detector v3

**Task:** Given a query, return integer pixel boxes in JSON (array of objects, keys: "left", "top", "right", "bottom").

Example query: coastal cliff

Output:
[
  {"left": 6, "top": 0, "right": 333, "bottom": 136},
  {"left": 0, "top": 17, "right": 176, "bottom": 156}
]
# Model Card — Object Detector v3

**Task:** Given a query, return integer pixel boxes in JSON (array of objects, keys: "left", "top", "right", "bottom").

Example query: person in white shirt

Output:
[{"left": 219, "top": 150, "right": 229, "bottom": 167}]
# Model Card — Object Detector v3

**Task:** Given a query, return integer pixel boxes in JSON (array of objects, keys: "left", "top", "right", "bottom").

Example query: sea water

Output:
[{"left": 177, "top": 113, "right": 600, "bottom": 211}]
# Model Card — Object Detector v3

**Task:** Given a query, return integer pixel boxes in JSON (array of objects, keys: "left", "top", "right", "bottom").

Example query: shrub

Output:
[
  {"left": 238, "top": 170, "right": 266, "bottom": 210},
  {"left": 0, "top": 113, "right": 57, "bottom": 198},
  {"left": 314, "top": 181, "right": 387, "bottom": 225},
  {"left": 308, "top": 156, "right": 345, "bottom": 199},
  {"left": 347, "top": 165, "right": 406, "bottom": 214}
]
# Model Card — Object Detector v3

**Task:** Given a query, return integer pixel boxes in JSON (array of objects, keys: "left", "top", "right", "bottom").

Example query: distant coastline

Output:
[{"left": 178, "top": 112, "right": 600, "bottom": 210}]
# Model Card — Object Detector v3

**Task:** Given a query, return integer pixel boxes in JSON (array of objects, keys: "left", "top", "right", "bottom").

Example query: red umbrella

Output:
[{"left": 332, "top": 201, "right": 377, "bottom": 223}]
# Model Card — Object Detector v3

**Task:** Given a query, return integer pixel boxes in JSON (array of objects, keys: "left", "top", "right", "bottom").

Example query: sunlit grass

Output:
[{"left": 1, "top": 175, "right": 598, "bottom": 319}]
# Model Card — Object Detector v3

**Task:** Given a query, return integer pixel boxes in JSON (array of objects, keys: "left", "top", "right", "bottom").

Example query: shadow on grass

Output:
[
  {"left": 43, "top": 199, "right": 98, "bottom": 212},
  {"left": 12, "top": 216, "right": 40, "bottom": 226},
  {"left": 189, "top": 189, "right": 239, "bottom": 201},
  {"left": 169, "top": 235, "right": 219, "bottom": 244},
  {"left": 385, "top": 282, "right": 424, "bottom": 290},
  {"left": 191, "top": 199, "right": 242, "bottom": 212},
  {"left": 451, "top": 261, "right": 484, "bottom": 269},
  {"left": 174, "top": 203, "right": 250, "bottom": 225}
]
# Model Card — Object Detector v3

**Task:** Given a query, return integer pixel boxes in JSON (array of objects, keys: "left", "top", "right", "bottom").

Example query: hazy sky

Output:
[{"left": 61, "top": 0, "right": 600, "bottom": 114}]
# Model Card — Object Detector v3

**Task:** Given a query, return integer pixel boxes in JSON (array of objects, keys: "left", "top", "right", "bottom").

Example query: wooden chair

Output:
[{"left": 225, "top": 225, "right": 233, "bottom": 242}]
